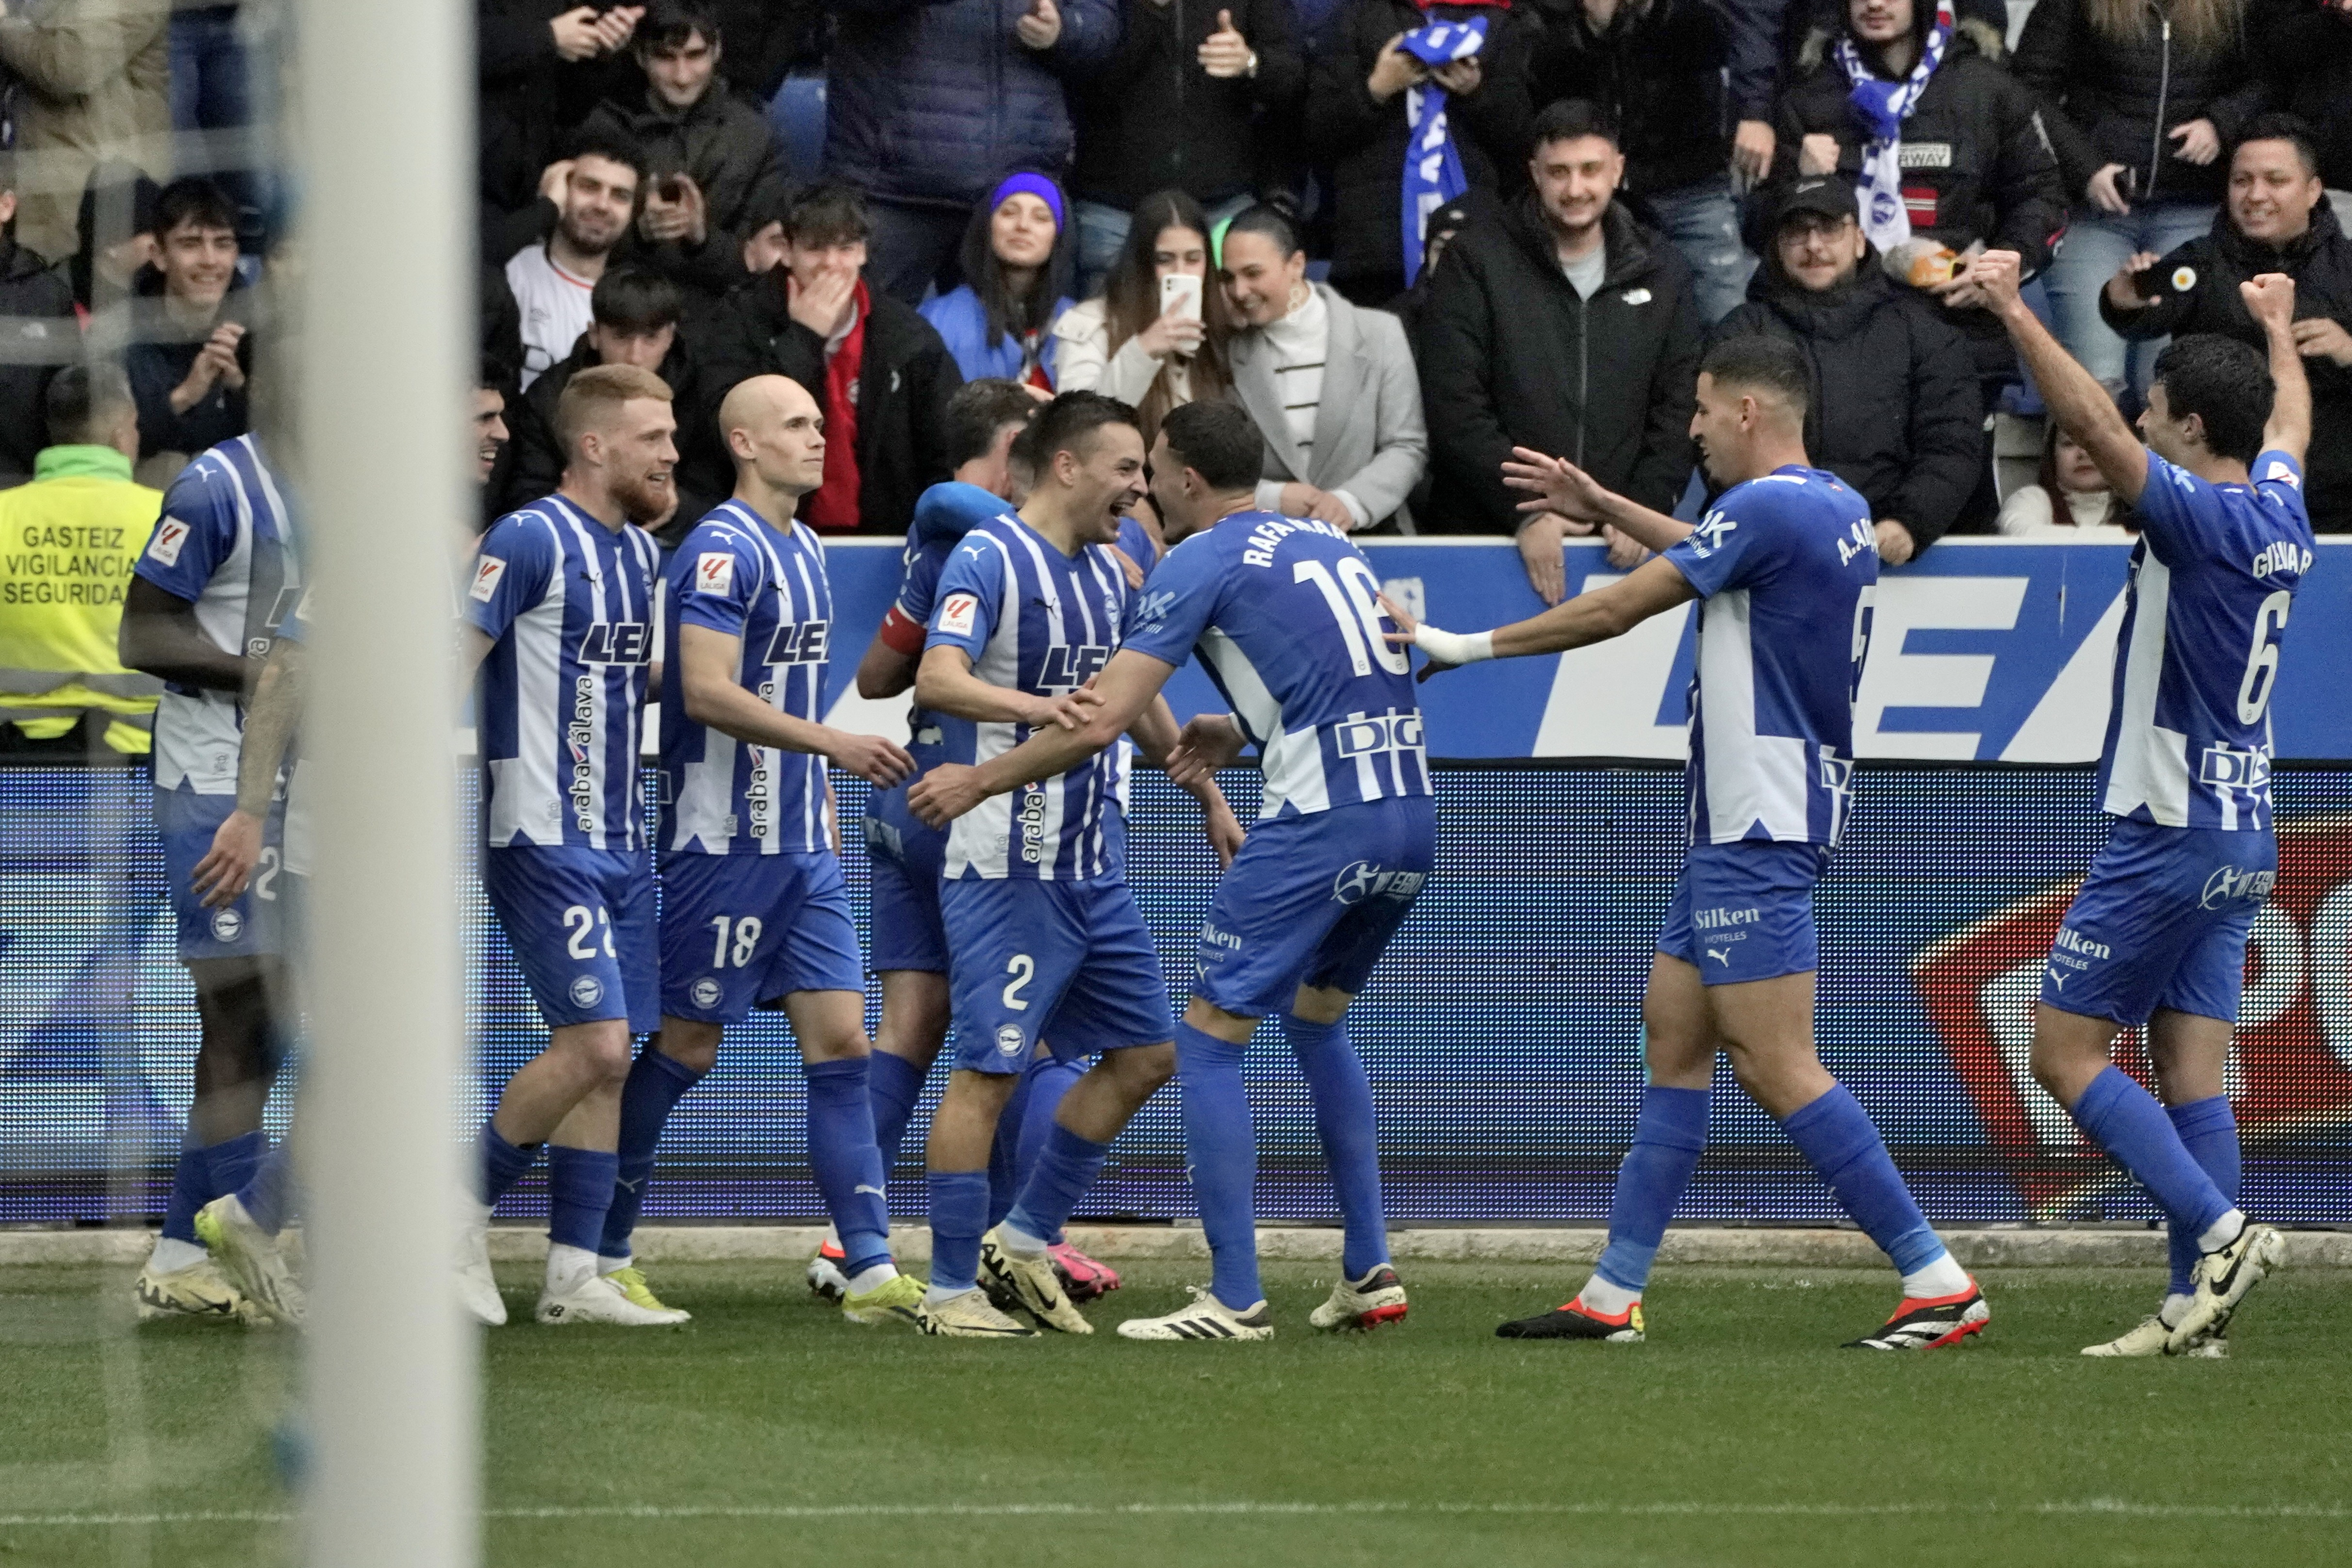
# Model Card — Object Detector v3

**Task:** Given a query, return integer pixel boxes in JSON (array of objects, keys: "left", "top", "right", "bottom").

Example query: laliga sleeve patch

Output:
[
  {"left": 293, "top": 588, "right": 313, "bottom": 624},
  {"left": 146, "top": 518, "right": 191, "bottom": 567},
  {"left": 938, "top": 592, "right": 979, "bottom": 637},
  {"left": 469, "top": 555, "right": 508, "bottom": 603},
  {"left": 695, "top": 551, "right": 735, "bottom": 597}
]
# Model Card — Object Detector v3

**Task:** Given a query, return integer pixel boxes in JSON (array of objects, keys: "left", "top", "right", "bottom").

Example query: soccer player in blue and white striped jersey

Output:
[
  {"left": 457, "top": 363, "right": 682, "bottom": 1328},
  {"left": 1982, "top": 251, "right": 2311, "bottom": 1356},
  {"left": 604, "top": 375, "right": 922, "bottom": 1326},
  {"left": 903, "top": 392, "right": 1242, "bottom": 1338},
  {"left": 119, "top": 432, "right": 300, "bottom": 1324},
  {"left": 1399, "top": 335, "right": 1984, "bottom": 1351},
  {"left": 917, "top": 400, "right": 1438, "bottom": 1343}
]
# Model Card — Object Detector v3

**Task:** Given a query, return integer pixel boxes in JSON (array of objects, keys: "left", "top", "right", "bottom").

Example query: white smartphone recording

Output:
[{"left": 1159, "top": 271, "right": 1203, "bottom": 323}]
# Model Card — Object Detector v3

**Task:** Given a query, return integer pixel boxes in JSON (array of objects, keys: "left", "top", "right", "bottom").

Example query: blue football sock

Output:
[
  {"left": 2073, "top": 1065, "right": 2235, "bottom": 1242},
  {"left": 1781, "top": 1084, "right": 1948, "bottom": 1277},
  {"left": 806, "top": 1058, "right": 891, "bottom": 1275},
  {"left": 927, "top": 1169, "right": 991, "bottom": 1295},
  {"left": 238, "top": 1144, "right": 294, "bottom": 1235},
  {"left": 1176, "top": 1022, "right": 1261, "bottom": 1310},
  {"left": 2164, "top": 1094, "right": 2242, "bottom": 1292},
  {"left": 160, "top": 1133, "right": 211, "bottom": 1245},
  {"left": 1593, "top": 1085, "right": 1710, "bottom": 1295},
  {"left": 1014, "top": 1056, "right": 1087, "bottom": 1244},
  {"left": 868, "top": 1049, "right": 927, "bottom": 1170},
  {"left": 987, "top": 1067, "right": 1037, "bottom": 1231},
  {"left": 1283, "top": 1015, "right": 1388, "bottom": 1279},
  {"left": 600, "top": 1046, "right": 704, "bottom": 1261},
  {"left": 545, "top": 1146, "right": 618, "bottom": 1253},
  {"left": 478, "top": 1123, "right": 540, "bottom": 1207},
  {"left": 205, "top": 1130, "right": 266, "bottom": 1203},
  {"left": 1006, "top": 1124, "right": 1110, "bottom": 1246}
]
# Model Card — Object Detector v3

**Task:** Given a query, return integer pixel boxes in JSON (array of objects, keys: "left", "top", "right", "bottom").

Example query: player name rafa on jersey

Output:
[{"left": 1240, "top": 515, "right": 1350, "bottom": 569}]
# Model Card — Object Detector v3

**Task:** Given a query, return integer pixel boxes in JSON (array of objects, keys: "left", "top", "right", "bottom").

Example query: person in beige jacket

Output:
[{"left": 0, "top": 0, "right": 172, "bottom": 265}]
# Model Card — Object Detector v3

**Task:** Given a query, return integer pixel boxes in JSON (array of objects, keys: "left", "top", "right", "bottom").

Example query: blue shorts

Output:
[
  {"left": 864, "top": 786, "right": 947, "bottom": 974},
  {"left": 941, "top": 875, "right": 1173, "bottom": 1074},
  {"left": 481, "top": 845, "right": 658, "bottom": 1032},
  {"left": 1657, "top": 840, "right": 1828, "bottom": 986},
  {"left": 1193, "top": 796, "right": 1435, "bottom": 1018},
  {"left": 156, "top": 783, "right": 282, "bottom": 963},
  {"left": 2040, "top": 819, "right": 2276, "bottom": 1027},
  {"left": 658, "top": 849, "right": 863, "bottom": 1021}
]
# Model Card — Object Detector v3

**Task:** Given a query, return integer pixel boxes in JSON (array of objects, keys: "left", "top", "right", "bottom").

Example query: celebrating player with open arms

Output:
[
  {"left": 899, "top": 391, "right": 1241, "bottom": 1339},
  {"left": 917, "top": 400, "right": 1435, "bottom": 1342},
  {"left": 1976, "top": 249, "right": 2310, "bottom": 1356},
  {"left": 613, "top": 375, "right": 924, "bottom": 1327},
  {"left": 1390, "top": 335, "right": 1987, "bottom": 1350},
  {"left": 457, "top": 363, "right": 681, "bottom": 1327}
]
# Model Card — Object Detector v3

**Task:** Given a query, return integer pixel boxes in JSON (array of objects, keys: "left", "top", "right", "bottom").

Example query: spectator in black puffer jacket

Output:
[
  {"left": 1307, "top": 0, "right": 1535, "bottom": 307},
  {"left": 1530, "top": 0, "right": 1784, "bottom": 325},
  {"left": 2014, "top": 0, "right": 2270, "bottom": 391},
  {"left": 1776, "top": 0, "right": 2067, "bottom": 385},
  {"left": 1416, "top": 101, "right": 1702, "bottom": 600},
  {"left": 1713, "top": 176, "right": 1981, "bottom": 563},
  {"left": 825, "top": 0, "right": 1120, "bottom": 306},
  {"left": 1067, "top": 0, "right": 1306, "bottom": 298},
  {"left": 2251, "top": 0, "right": 2352, "bottom": 198},
  {"left": 578, "top": 2, "right": 792, "bottom": 304},
  {"left": 2100, "top": 114, "right": 2352, "bottom": 531},
  {"left": 0, "top": 154, "right": 81, "bottom": 488},
  {"left": 477, "top": 2, "right": 647, "bottom": 262}
]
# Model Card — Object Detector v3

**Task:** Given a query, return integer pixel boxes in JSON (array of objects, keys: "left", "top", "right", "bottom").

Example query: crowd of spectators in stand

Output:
[{"left": 3, "top": 0, "right": 2352, "bottom": 737}]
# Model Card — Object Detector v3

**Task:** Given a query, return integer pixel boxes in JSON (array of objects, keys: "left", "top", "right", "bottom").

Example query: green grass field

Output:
[{"left": 3, "top": 1258, "right": 2347, "bottom": 1567}]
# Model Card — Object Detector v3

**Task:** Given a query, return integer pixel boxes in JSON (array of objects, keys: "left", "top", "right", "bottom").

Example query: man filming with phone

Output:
[{"left": 2102, "top": 113, "right": 2352, "bottom": 532}]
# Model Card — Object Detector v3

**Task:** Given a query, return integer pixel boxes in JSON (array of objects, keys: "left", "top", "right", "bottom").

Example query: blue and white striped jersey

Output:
[
  {"left": 132, "top": 436, "right": 301, "bottom": 794},
  {"left": 1660, "top": 466, "right": 1876, "bottom": 848},
  {"left": 2101, "top": 449, "right": 2312, "bottom": 832},
  {"left": 659, "top": 502, "right": 836, "bottom": 855},
  {"left": 465, "top": 495, "right": 660, "bottom": 851},
  {"left": 926, "top": 511, "right": 1136, "bottom": 881},
  {"left": 1122, "top": 510, "right": 1429, "bottom": 818}
]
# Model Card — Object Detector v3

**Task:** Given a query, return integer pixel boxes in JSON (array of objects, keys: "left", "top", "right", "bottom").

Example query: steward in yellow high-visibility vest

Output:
[{"left": 0, "top": 364, "right": 163, "bottom": 753}]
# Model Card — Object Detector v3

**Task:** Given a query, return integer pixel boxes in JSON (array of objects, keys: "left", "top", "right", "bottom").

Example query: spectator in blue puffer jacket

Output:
[
  {"left": 921, "top": 170, "right": 1078, "bottom": 386},
  {"left": 824, "top": 0, "right": 1120, "bottom": 304}
]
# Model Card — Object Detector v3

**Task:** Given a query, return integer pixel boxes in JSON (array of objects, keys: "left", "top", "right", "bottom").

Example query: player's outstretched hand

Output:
[
  {"left": 1501, "top": 446, "right": 1610, "bottom": 524},
  {"left": 830, "top": 731, "right": 917, "bottom": 788},
  {"left": 1377, "top": 590, "right": 1447, "bottom": 683},
  {"left": 1166, "top": 712, "right": 1247, "bottom": 789},
  {"left": 1031, "top": 683, "right": 1105, "bottom": 732},
  {"left": 1972, "top": 249, "right": 2024, "bottom": 318},
  {"left": 907, "top": 763, "right": 987, "bottom": 828},
  {"left": 192, "top": 808, "right": 263, "bottom": 909},
  {"left": 2242, "top": 271, "right": 2297, "bottom": 333}
]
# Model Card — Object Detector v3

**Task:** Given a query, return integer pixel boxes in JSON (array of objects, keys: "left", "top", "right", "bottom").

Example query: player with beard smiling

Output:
[
  {"left": 455, "top": 363, "right": 686, "bottom": 1328},
  {"left": 506, "top": 131, "right": 646, "bottom": 389}
]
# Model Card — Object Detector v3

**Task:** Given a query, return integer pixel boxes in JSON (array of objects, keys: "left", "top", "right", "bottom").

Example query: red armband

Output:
[{"left": 878, "top": 604, "right": 926, "bottom": 656}]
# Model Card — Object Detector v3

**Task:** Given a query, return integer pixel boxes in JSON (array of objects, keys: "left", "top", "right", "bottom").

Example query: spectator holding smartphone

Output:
[
  {"left": 2014, "top": 0, "right": 2268, "bottom": 392},
  {"left": 1051, "top": 188, "right": 1235, "bottom": 443},
  {"left": 2099, "top": 114, "right": 2352, "bottom": 530}
]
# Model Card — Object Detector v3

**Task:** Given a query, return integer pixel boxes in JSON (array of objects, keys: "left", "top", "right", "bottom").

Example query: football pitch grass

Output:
[{"left": 3, "top": 1258, "right": 2349, "bottom": 1567}]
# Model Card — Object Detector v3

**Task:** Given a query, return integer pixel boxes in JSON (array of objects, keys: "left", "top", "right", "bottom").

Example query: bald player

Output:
[{"left": 605, "top": 375, "right": 924, "bottom": 1324}]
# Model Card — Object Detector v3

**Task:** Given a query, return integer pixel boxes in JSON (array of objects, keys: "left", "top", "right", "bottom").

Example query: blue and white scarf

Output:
[
  {"left": 1399, "top": 16, "right": 1487, "bottom": 287},
  {"left": 1833, "top": 0, "right": 1952, "bottom": 253}
]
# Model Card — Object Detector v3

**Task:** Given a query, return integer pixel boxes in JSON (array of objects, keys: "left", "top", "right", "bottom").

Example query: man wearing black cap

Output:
[{"left": 1710, "top": 174, "right": 1981, "bottom": 564}]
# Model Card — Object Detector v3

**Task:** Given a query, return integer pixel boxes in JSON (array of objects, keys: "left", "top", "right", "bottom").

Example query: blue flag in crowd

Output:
[{"left": 1399, "top": 16, "right": 1486, "bottom": 288}]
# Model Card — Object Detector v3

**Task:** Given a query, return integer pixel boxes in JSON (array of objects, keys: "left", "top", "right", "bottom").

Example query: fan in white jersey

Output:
[
  {"left": 1978, "top": 250, "right": 2311, "bottom": 1356},
  {"left": 1394, "top": 335, "right": 1986, "bottom": 1352},
  {"left": 458, "top": 363, "right": 687, "bottom": 1328},
  {"left": 506, "top": 134, "right": 641, "bottom": 389},
  {"left": 181, "top": 375, "right": 514, "bottom": 1325},
  {"left": 119, "top": 429, "right": 300, "bottom": 1324}
]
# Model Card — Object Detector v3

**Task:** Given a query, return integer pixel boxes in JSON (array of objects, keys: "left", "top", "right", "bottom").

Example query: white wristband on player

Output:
[{"left": 1413, "top": 624, "right": 1495, "bottom": 666}]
